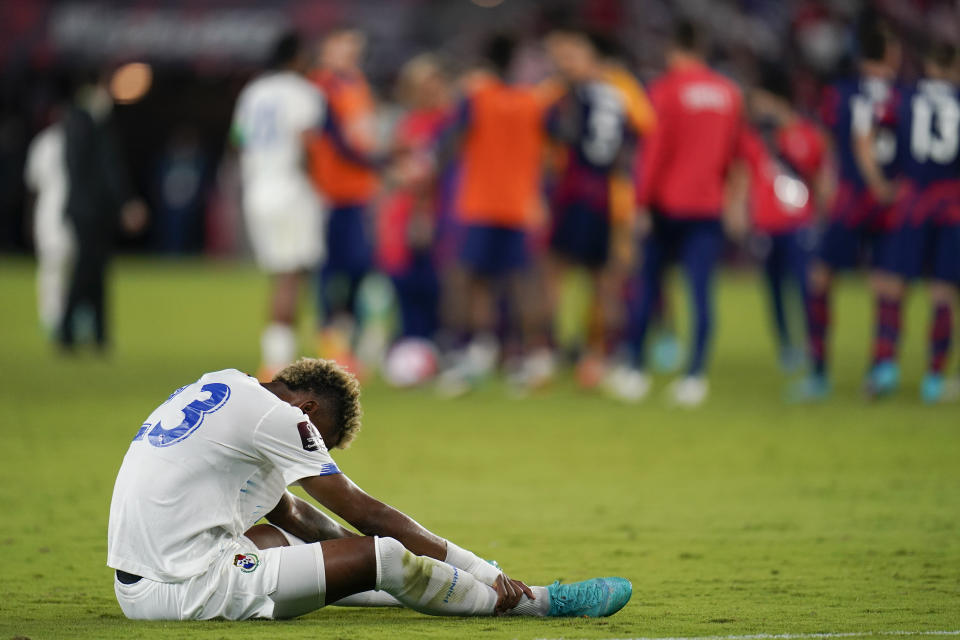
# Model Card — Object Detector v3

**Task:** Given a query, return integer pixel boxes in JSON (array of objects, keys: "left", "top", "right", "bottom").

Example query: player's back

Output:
[
  {"left": 821, "top": 74, "right": 899, "bottom": 188},
  {"left": 107, "top": 369, "right": 333, "bottom": 582},
  {"left": 641, "top": 62, "right": 742, "bottom": 216},
  {"left": 549, "top": 81, "right": 630, "bottom": 211},
  {"left": 457, "top": 78, "right": 550, "bottom": 227},
  {"left": 308, "top": 69, "right": 379, "bottom": 205},
  {"left": 897, "top": 78, "right": 960, "bottom": 186},
  {"left": 232, "top": 71, "right": 322, "bottom": 190}
]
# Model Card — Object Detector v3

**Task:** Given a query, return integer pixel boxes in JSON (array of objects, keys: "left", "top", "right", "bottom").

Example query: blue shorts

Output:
[
  {"left": 550, "top": 203, "right": 610, "bottom": 269},
  {"left": 459, "top": 224, "right": 530, "bottom": 277},
  {"left": 896, "top": 223, "right": 960, "bottom": 283},
  {"left": 324, "top": 204, "right": 372, "bottom": 276},
  {"left": 817, "top": 220, "right": 899, "bottom": 273}
]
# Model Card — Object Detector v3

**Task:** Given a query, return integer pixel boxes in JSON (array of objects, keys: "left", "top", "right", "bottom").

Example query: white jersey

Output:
[
  {"left": 24, "top": 123, "right": 69, "bottom": 250},
  {"left": 107, "top": 369, "right": 341, "bottom": 583},
  {"left": 232, "top": 70, "right": 324, "bottom": 194}
]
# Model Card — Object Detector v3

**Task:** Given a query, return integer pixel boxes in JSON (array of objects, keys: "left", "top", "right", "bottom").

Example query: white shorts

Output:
[
  {"left": 114, "top": 537, "right": 326, "bottom": 621},
  {"left": 242, "top": 181, "right": 325, "bottom": 274}
]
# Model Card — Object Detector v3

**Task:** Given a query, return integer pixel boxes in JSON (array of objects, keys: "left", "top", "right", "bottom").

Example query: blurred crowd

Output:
[{"left": 18, "top": 1, "right": 960, "bottom": 406}]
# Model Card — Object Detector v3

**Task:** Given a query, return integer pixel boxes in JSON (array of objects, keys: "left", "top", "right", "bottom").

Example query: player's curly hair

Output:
[{"left": 273, "top": 358, "right": 362, "bottom": 449}]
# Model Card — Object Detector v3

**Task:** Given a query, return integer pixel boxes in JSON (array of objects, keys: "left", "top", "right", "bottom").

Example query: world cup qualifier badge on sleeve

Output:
[
  {"left": 233, "top": 553, "right": 260, "bottom": 573},
  {"left": 297, "top": 420, "right": 322, "bottom": 452}
]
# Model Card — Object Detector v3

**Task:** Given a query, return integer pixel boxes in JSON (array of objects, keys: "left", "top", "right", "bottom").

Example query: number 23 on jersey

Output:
[{"left": 133, "top": 383, "right": 231, "bottom": 448}]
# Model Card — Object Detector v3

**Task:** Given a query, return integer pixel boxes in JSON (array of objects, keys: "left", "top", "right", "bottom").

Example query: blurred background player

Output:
[
  {"left": 377, "top": 54, "right": 453, "bottom": 345},
  {"left": 796, "top": 18, "right": 903, "bottom": 401},
  {"left": 308, "top": 28, "right": 381, "bottom": 373},
  {"left": 436, "top": 34, "right": 557, "bottom": 395},
  {"left": 891, "top": 41, "right": 960, "bottom": 403},
  {"left": 59, "top": 70, "right": 148, "bottom": 353},
  {"left": 739, "top": 64, "right": 831, "bottom": 373},
  {"left": 232, "top": 33, "right": 327, "bottom": 379},
  {"left": 608, "top": 20, "right": 744, "bottom": 407},
  {"left": 24, "top": 97, "right": 71, "bottom": 338},
  {"left": 543, "top": 27, "right": 637, "bottom": 388}
]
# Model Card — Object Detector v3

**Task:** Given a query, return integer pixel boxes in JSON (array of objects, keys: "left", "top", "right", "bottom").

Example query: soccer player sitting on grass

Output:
[{"left": 107, "top": 358, "right": 631, "bottom": 621}]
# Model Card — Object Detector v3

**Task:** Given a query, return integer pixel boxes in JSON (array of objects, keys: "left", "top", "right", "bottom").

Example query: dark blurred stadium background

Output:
[{"left": 0, "top": 0, "right": 955, "bottom": 255}]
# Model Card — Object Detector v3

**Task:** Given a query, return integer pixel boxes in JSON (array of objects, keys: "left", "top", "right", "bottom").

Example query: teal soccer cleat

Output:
[
  {"left": 921, "top": 373, "right": 944, "bottom": 404},
  {"left": 547, "top": 577, "right": 632, "bottom": 617},
  {"left": 787, "top": 373, "right": 831, "bottom": 403},
  {"left": 865, "top": 361, "right": 900, "bottom": 398}
]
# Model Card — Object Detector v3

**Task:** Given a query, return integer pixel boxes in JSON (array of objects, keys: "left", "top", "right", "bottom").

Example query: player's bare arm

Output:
[
  {"left": 261, "top": 490, "right": 359, "bottom": 544},
  {"left": 300, "top": 472, "right": 535, "bottom": 613}
]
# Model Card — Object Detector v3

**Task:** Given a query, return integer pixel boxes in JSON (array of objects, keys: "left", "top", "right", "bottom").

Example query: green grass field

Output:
[{"left": 1, "top": 256, "right": 958, "bottom": 640}]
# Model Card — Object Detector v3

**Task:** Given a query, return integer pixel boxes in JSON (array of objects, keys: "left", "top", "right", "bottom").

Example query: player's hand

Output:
[{"left": 492, "top": 573, "right": 534, "bottom": 615}]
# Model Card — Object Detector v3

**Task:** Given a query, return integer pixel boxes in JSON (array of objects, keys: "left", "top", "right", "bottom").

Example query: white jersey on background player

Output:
[
  {"left": 232, "top": 71, "right": 327, "bottom": 274},
  {"left": 24, "top": 122, "right": 73, "bottom": 334},
  {"left": 108, "top": 368, "right": 340, "bottom": 619}
]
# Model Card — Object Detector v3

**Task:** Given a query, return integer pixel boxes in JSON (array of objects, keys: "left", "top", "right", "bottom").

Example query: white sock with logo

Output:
[
  {"left": 374, "top": 537, "right": 549, "bottom": 617},
  {"left": 375, "top": 536, "right": 497, "bottom": 616}
]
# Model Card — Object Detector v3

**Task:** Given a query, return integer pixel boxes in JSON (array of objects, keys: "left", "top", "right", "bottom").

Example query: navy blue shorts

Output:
[
  {"left": 896, "top": 223, "right": 960, "bottom": 283},
  {"left": 550, "top": 203, "right": 610, "bottom": 269},
  {"left": 817, "top": 220, "right": 899, "bottom": 273},
  {"left": 459, "top": 224, "right": 530, "bottom": 277},
  {"left": 324, "top": 204, "right": 372, "bottom": 276}
]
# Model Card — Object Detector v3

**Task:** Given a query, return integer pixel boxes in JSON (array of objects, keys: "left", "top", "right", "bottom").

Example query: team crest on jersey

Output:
[
  {"left": 233, "top": 553, "right": 259, "bottom": 573},
  {"left": 297, "top": 421, "right": 323, "bottom": 452}
]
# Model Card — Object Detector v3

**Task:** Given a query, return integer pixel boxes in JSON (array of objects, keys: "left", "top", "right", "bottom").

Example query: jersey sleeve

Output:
[
  {"left": 298, "top": 83, "right": 326, "bottom": 133},
  {"left": 253, "top": 403, "right": 341, "bottom": 485}
]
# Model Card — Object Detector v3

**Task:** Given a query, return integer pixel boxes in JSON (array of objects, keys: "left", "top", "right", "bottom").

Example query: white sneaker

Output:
[
  {"left": 509, "top": 348, "right": 556, "bottom": 392},
  {"left": 668, "top": 376, "right": 709, "bottom": 407},
  {"left": 603, "top": 366, "right": 651, "bottom": 403},
  {"left": 464, "top": 334, "right": 499, "bottom": 378}
]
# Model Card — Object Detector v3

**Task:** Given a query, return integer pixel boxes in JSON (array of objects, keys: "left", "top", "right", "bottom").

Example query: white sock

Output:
[
  {"left": 266, "top": 525, "right": 402, "bottom": 608},
  {"left": 332, "top": 591, "right": 403, "bottom": 607},
  {"left": 375, "top": 536, "right": 497, "bottom": 616},
  {"left": 505, "top": 586, "right": 550, "bottom": 616},
  {"left": 261, "top": 323, "right": 296, "bottom": 370},
  {"left": 375, "top": 537, "right": 549, "bottom": 617}
]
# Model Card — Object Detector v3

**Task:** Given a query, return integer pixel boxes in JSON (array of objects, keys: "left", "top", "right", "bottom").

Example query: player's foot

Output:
[
  {"left": 786, "top": 373, "right": 831, "bottom": 403},
  {"left": 508, "top": 348, "right": 556, "bottom": 393},
  {"left": 603, "top": 366, "right": 651, "bottom": 403},
  {"left": 778, "top": 345, "right": 804, "bottom": 374},
  {"left": 921, "top": 373, "right": 944, "bottom": 404},
  {"left": 575, "top": 353, "right": 606, "bottom": 390},
  {"left": 667, "top": 376, "right": 709, "bottom": 407},
  {"left": 864, "top": 360, "right": 900, "bottom": 399},
  {"left": 546, "top": 577, "right": 632, "bottom": 618},
  {"left": 436, "top": 366, "right": 474, "bottom": 398},
  {"left": 651, "top": 331, "right": 682, "bottom": 373}
]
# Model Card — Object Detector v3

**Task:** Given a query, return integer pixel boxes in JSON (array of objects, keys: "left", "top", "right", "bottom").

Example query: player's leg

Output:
[
  {"left": 671, "top": 219, "right": 723, "bottom": 406},
  {"left": 438, "top": 225, "right": 501, "bottom": 394},
  {"left": 762, "top": 234, "right": 791, "bottom": 361},
  {"left": 245, "top": 523, "right": 401, "bottom": 608},
  {"left": 260, "top": 271, "right": 301, "bottom": 380},
  {"left": 922, "top": 221, "right": 960, "bottom": 403},
  {"left": 273, "top": 536, "right": 517, "bottom": 619},
  {"left": 605, "top": 219, "right": 667, "bottom": 401},
  {"left": 506, "top": 231, "right": 555, "bottom": 391},
  {"left": 865, "top": 227, "right": 907, "bottom": 397},
  {"left": 792, "top": 220, "right": 853, "bottom": 400}
]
